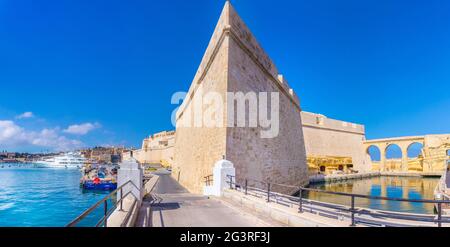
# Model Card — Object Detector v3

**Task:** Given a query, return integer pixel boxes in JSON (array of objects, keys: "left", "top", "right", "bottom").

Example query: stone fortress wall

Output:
[
  {"left": 124, "top": 131, "right": 175, "bottom": 165},
  {"left": 172, "top": 2, "right": 308, "bottom": 194},
  {"left": 224, "top": 1, "right": 308, "bottom": 193},
  {"left": 171, "top": 2, "right": 231, "bottom": 193},
  {"left": 127, "top": 2, "right": 450, "bottom": 195},
  {"left": 301, "top": 111, "right": 369, "bottom": 174}
]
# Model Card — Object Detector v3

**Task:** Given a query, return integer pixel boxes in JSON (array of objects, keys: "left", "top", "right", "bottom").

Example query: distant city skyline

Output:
[{"left": 0, "top": 0, "right": 449, "bottom": 152}]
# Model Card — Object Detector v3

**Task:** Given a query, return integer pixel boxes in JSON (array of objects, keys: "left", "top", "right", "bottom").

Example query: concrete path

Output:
[{"left": 142, "top": 169, "right": 284, "bottom": 227}]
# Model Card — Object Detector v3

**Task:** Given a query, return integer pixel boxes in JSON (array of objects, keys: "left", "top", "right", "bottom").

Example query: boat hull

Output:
[{"left": 82, "top": 181, "right": 117, "bottom": 191}]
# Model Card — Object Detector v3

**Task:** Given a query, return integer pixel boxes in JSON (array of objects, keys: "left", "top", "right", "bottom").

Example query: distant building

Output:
[
  {"left": 81, "top": 147, "right": 125, "bottom": 164},
  {"left": 124, "top": 131, "right": 175, "bottom": 166}
]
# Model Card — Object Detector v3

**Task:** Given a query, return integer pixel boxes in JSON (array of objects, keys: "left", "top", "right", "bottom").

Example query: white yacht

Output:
[{"left": 34, "top": 152, "right": 87, "bottom": 169}]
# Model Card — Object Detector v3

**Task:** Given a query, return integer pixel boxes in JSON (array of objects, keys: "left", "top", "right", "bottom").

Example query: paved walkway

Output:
[{"left": 139, "top": 170, "right": 284, "bottom": 227}]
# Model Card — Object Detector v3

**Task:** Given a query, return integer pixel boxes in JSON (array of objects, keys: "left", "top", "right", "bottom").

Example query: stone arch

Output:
[
  {"left": 366, "top": 145, "right": 381, "bottom": 162},
  {"left": 407, "top": 142, "right": 424, "bottom": 159},
  {"left": 385, "top": 143, "right": 402, "bottom": 159},
  {"left": 385, "top": 143, "right": 403, "bottom": 171}
]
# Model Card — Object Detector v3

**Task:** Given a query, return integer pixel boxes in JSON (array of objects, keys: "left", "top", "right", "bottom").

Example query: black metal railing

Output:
[
  {"left": 225, "top": 175, "right": 450, "bottom": 227},
  {"left": 66, "top": 180, "right": 138, "bottom": 227},
  {"left": 204, "top": 175, "right": 214, "bottom": 186}
]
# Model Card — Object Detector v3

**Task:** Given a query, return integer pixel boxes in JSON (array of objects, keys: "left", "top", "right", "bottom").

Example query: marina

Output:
[{"left": 0, "top": 164, "right": 115, "bottom": 227}]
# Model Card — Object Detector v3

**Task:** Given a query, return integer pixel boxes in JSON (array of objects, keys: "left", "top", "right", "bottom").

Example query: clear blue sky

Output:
[{"left": 0, "top": 0, "right": 449, "bottom": 152}]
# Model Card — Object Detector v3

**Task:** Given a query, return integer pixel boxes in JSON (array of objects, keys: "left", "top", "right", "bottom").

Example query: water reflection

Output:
[{"left": 306, "top": 176, "right": 440, "bottom": 214}]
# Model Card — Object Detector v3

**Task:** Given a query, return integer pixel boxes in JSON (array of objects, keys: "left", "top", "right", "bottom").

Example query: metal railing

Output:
[
  {"left": 204, "top": 175, "right": 214, "bottom": 186},
  {"left": 224, "top": 175, "right": 450, "bottom": 227},
  {"left": 66, "top": 180, "right": 138, "bottom": 227}
]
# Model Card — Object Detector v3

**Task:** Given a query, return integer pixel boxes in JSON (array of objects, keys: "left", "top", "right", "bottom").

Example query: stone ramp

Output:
[
  {"left": 141, "top": 171, "right": 283, "bottom": 227},
  {"left": 150, "top": 193, "right": 282, "bottom": 227}
]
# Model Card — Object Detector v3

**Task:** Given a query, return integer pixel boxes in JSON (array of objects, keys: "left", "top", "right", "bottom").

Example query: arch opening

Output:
[
  {"left": 386, "top": 144, "right": 402, "bottom": 159},
  {"left": 367, "top": 145, "right": 381, "bottom": 162},
  {"left": 385, "top": 144, "right": 402, "bottom": 171},
  {"left": 407, "top": 142, "right": 424, "bottom": 159}
]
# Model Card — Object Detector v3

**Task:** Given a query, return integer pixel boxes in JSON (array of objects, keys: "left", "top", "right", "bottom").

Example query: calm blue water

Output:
[
  {"left": 307, "top": 176, "right": 440, "bottom": 214},
  {"left": 0, "top": 164, "right": 113, "bottom": 227}
]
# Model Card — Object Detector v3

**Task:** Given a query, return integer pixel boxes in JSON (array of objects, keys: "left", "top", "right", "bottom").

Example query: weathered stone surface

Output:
[
  {"left": 124, "top": 131, "right": 175, "bottom": 165},
  {"left": 172, "top": 2, "right": 308, "bottom": 194},
  {"left": 301, "top": 111, "right": 367, "bottom": 173}
]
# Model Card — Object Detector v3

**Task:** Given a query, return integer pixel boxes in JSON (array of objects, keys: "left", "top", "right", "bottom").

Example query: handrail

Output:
[
  {"left": 66, "top": 180, "right": 138, "bottom": 227},
  {"left": 204, "top": 174, "right": 213, "bottom": 186},
  {"left": 226, "top": 175, "right": 450, "bottom": 227}
]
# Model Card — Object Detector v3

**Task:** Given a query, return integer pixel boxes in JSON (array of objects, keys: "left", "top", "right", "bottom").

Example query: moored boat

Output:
[
  {"left": 80, "top": 165, "right": 118, "bottom": 191},
  {"left": 81, "top": 178, "right": 118, "bottom": 191},
  {"left": 34, "top": 152, "right": 87, "bottom": 169}
]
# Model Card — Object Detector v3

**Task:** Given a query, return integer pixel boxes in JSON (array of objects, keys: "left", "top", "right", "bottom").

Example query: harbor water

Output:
[
  {"left": 0, "top": 164, "right": 112, "bottom": 227},
  {"left": 306, "top": 176, "right": 440, "bottom": 214}
]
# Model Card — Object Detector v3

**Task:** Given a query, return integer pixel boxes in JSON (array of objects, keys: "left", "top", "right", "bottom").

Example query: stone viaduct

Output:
[{"left": 364, "top": 134, "right": 450, "bottom": 173}]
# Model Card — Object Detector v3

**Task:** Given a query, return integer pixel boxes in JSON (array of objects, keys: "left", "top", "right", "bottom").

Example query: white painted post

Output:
[
  {"left": 118, "top": 156, "right": 144, "bottom": 201},
  {"left": 203, "top": 159, "right": 236, "bottom": 197}
]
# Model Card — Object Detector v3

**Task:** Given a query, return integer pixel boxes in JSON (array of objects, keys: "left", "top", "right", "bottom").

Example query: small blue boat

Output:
[{"left": 82, "top": 180, "right": 117, "bottom": 191}]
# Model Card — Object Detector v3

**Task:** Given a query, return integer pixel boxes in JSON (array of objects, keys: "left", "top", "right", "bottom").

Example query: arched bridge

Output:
[
  {"left": 364, "top": 136, "right": 425, "bottom": 172},
  {"left": 364, "top": 135, "right": 450, "bottom": 173}
]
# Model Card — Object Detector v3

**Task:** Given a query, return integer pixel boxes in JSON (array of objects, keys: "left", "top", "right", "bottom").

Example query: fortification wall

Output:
[
  {"left": 226, "top": 29, "right": 308, "bottom": 193},
  {"left": 172, "top": 34, "right": 230, "bottom": 193},
  {"left": 301, "top": 112, "right": 368, "bottom": 172},
  {"left": 133, "top": 146, "right": 175, "bottom": 165},
  {"left": 172, "top": 2, "right": 309, "bottom": 194}
]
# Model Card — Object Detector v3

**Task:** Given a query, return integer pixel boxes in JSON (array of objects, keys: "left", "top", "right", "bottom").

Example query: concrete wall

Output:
[{"left": 301, "top": 112, "right": 368, "bottom": 172}]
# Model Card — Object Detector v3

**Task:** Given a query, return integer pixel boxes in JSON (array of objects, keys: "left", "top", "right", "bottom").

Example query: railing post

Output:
[
  {"left": 298, "top": 187, "right": 303, "bottom": 213},
  {"left": 438, "top": 202, "right": 442, "bottom": 227},
  {"left": 245, "top": 179, "right": 248, "bottom": 195},
  {"left": 229, "top": 176, "right": 233, "bottom": 190},
  {"left": 104, "top": 201, "right": 108, "bottom": 228},
  {"left": 350, "top": 195, "right": 356, "bottom": 227},
  {"left": 267, "top": 183, "right": 271, "bottom": 203},
  {"left": 119, "top": 187, "right": 123, "bottom": 211}
]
